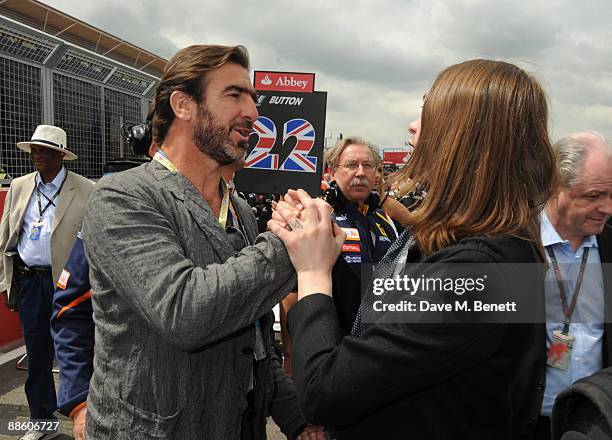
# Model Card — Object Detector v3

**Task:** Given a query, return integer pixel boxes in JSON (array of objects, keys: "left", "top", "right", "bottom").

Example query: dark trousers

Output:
[
  {"left": 533, "top": 416, "right": 552, "bottom": 440},
  {"left": 240, "top": 390, "right": 256, "bottom": 440},
  {"left": 16, "top": 271, "right": 57, "bottom": 420}
]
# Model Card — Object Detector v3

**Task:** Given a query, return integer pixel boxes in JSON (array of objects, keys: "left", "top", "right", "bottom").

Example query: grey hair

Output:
[
  {"left": 325, "top": 136, "right": 381, "bottom": 169},
  {"left": 554, "top": 130, "right": 612, "bottom": 187}
]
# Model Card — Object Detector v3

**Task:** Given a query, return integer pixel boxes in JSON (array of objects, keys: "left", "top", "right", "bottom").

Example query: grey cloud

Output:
[
  {"left": 551, "top": 102, "right": 612, "bottom": 141},
  {"left": 41, "top": 0, "right": 180, "bottom": 58},
  {"left": 46, "top": 0, "right": 444, "bottom": 91},
  {"left": 83, "top": 1, "right": 179, "bottom": 59},
  {"left": 39, "top": 0, "right": 612, "bottom": 146},
  {"left": 433, "top": 0, "right": 561, "bottom": 58},
  {"left": 547, "top": 70, "right": 612, "bottom": 108},
  {"left": 190, "top": 1, "right": 444, "bottom": 91}
]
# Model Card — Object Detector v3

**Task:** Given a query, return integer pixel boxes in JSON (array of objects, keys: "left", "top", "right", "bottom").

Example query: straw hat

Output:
[{"left": 17, "top": 125, "right": 77, "bottom": 160}]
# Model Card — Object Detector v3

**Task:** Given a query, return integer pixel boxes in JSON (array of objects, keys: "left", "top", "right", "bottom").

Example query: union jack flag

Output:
[
  {"left": 245, "top": 116, "right": 278, "bottom": 170},
  {"left": 280, "top": 119, "right": 317, "bottom": 173}
]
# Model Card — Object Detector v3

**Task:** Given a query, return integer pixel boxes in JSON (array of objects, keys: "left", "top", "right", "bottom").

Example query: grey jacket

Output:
[{"left": 82, "top": 161, "right": 299, "bottom": 439}]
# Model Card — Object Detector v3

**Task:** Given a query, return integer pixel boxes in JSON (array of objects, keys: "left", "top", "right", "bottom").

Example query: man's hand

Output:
[
  {"left": 296, "top": 424, "right": 327, "bottom": 440},
  {"left": 268, "top": 189, "right": 345, "bottom": 299},
  {"left": 72, "top": 406, "right": 87, "bottom": 440}
]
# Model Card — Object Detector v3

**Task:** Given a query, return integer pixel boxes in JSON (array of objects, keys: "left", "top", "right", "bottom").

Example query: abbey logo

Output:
[{"left": 254, "top": 71, "right": 315, "bottom": 93}]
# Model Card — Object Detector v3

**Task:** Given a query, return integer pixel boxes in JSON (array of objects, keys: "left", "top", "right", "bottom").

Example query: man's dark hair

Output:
[{"left": 151, "top": 45, "right": 250, "bottom": 145}]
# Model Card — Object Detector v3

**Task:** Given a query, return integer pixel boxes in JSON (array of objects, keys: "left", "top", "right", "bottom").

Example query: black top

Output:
[
  {"left": 597, "top": 224, "right": 612, "bottom": 368},
  {"left": 329, "top": 188, "right": 398, "bottom": 334},
  {"left": 288, "top": 235, "right": 547, "bottom": 440}
]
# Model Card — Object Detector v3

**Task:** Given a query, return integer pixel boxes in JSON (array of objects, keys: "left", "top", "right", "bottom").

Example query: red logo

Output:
[
  {"left": 342, "top": 243, "right": 361, "bottom": 253},
  {"left": 56, "top": 269, "right": 71, "bottom": 289},
  {"left": 548, "top": 343, "right": 568, "bottom": 363},
  {"left": 254, "top": 71, "right": 315, "bottom": 93}
]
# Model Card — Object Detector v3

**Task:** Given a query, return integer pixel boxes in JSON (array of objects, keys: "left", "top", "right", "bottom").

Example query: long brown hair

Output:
[{"left": 391, "top": 59, "right": 557, "bottom": 258}]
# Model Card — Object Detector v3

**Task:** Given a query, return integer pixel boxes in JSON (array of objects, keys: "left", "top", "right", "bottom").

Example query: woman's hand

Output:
[{"left": 269, "top": 189, "right": 345, "bottom": 299}]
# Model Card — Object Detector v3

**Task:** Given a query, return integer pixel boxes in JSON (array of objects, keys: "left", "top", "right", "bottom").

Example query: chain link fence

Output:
[{"left": 0, "top": 18, "right": 158, "bottom": 180}]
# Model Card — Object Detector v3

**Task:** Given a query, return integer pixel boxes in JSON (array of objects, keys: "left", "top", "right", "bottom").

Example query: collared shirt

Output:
[
  {"left": 18, "top": 166, "right": 67, "bottom": 267},
  {"left": 541, "top": 212, "right": 604, "bottom": 416}
]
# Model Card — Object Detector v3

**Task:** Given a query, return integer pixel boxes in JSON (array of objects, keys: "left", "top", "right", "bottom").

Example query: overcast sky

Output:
[{"left": 43, "top": 0, "right": 612, "bottom": 150}]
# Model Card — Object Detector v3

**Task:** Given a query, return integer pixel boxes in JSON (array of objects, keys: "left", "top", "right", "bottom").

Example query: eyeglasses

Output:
[{"left": 337, "top": 162, "right": 375, "bottom": 171}]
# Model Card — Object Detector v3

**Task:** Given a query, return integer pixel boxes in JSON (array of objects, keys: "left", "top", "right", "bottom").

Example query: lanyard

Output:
[
  {"left": 546, "top": 246, "right": 590, "bottom": 334},
  {"left": 218, "top": 179, "right": 231, "bottom": 229},
  {"left": 153, "top": 150, "right": 236, "bottom": 230},
  {"left": 223, "top": 181, "right": 252, "bottom": 246},
  {"left": 153, "top": 150, "right": 177, "bottom": 172},
  {"left": 227, "top": 195, "right": 252, "bottom": 246},
  {"left": 35, "top": 172, "right": 67, "bottom": 220}
]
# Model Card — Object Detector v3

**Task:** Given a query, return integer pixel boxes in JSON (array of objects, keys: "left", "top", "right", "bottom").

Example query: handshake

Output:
[{"left": 269, "top": 189, "right": 346, "bottom": 301}]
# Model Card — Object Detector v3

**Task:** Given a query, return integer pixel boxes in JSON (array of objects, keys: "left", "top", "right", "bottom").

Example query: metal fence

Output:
[
  {"left": 0, "top": 16, "right": 158, "bottom": 180},
  {"left": 0, "top": 56, "right": 42, "bottom": 179}
]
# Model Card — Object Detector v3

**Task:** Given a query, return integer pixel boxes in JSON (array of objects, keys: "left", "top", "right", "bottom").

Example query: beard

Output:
[{"left": 193, "top": 103, "right": 252, "bottom": 166}]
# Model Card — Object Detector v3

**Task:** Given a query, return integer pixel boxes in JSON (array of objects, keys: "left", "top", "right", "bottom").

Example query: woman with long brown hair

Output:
[{"left": 269, "top": 59, "right": 557, "bottom": 439}]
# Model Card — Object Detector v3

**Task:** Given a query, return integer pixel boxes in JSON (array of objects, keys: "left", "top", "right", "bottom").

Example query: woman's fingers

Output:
[
  {"left": 332, "top": 222, "right": 346, "bottom": 258},
  {"left": 268, "top": 190, "right": 344, "bottom": 280},
  {"left": 314, "top": 198, "right": 334, "bottom": 229},
  {"left": 332, "top": 222, "right": 346, "bottom": 243},
  {"left": 273, "top": 192, "right": 336, "bottom": 234},
  {"left": 274, "top": 200, "right": 300, "bottom": 224},
  {"left": 289, "top": 189, "right": 319, "bottom": 224},
  {"left": 283, "top": 191, "right": 303, "bottom": 212},
  {"left": 271, "top": 209, "right": 284, "bottom": 224}
]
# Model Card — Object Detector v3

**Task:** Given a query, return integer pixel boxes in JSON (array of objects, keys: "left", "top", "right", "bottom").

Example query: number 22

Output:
[{"left": 245, "top": 117, "right": 318, "bottom": 173}]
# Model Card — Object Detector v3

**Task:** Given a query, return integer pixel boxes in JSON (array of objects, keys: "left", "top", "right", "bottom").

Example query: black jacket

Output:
[
  {"left": 231, "top": 196, "right": 306, "bottom": 440},
  {"left": 330, "top": 189, "right": 398, "bottom": 334},
  {"left": 597, "top": 224, "right": 612, "bottom": 367},
  {"left": 288, "top": 235, "right": 547, "bottom": 439},
  {"left": 552, "top": 366, "right": 612, "bottom": 440}
]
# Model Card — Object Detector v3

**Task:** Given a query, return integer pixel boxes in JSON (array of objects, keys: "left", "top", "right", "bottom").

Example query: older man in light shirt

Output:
[{"left": 536, "top": 131, "right": 612, "bottom": 440}]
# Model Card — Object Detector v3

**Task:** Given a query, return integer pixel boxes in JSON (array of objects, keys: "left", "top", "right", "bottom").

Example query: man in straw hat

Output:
[{"left": 0, "top": 124, "right": 93, "bottom": 440}]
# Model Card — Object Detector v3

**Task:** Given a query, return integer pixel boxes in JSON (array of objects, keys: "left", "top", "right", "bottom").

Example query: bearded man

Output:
[{"left": 81, "top": 45, "right": 313, "bottom": 440}]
